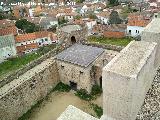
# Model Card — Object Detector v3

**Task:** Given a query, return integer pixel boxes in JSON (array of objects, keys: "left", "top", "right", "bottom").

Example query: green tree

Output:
[
  {"left": 108, "top": 0, "right": 119, "bottom": 6},
  {"left": 109, "top": 10, "right": 122, "bottom": 24},
  {"left": 75, "top": 0, "right": 85, "bottom": 3},
  {"left": 74, "top": 15, "right": 82, "bottom": 20},
  {"left": 0, "top": 12, "right": 6, "bottom": 20},
  {"left": 58, "top": 17, "right": 68, "bottom": 25},
  {"left": 15, "top": 19, "right": 40, "bottom": 33}
]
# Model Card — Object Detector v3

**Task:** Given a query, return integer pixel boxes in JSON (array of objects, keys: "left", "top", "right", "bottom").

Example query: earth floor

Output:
[{"left": 25, "top": 91, "right": 102, "bottom": 120}]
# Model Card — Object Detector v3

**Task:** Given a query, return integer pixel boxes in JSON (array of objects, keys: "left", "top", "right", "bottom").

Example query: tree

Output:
[
  {"left": 75, "top": 0, "right": 85, "bottom": 3},
  {"left": 74, "top": 15, "right": 82, "bottom": 20},
  {"left": 58, "top": 17, "right": 68, "bottom": 25},
  {"left": 109, "top": 11, "right": 122, "bottom": 24},
  {"left": 15, "top": 19, "right": 40, "bottom": 33},
  {"left": 108, "top": 0, "right": 119, "bottom": 6},
  {"left": 0, "top": 13, "right": 6, "bottom": 20}
]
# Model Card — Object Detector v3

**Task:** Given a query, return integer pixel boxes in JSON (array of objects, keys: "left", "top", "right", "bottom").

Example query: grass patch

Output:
[
  {"left": 88, "top": 36, "right": 133, "bottom": 46},
  {"left": 75, "top": 85, "right": 102, "bottom": 101},
  {"left": 53, "top": 82, "right": 71, "bottom": 92},
  {"left": 90, "top": 103, "right": 103, "bottom": 118},
  {"left": 75, "top": 89, "right": 93, "bottom": 101},
  {"left": 0, "top": 44, "right": 56, "bottom": 78},
  {"left": 91, "top": 85, "right": 102, "bottom": 96}
]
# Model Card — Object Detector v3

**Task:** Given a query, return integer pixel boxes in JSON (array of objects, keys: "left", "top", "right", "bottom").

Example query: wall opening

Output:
[
  {"left": 71, "top": 36, "right": 76, "bottom": 44},
  {"left": 69, "top": 81, "right": 77, "bottom": 90},
  {"left": 99, "top": 76, "right": 102, "bottom": 88}
]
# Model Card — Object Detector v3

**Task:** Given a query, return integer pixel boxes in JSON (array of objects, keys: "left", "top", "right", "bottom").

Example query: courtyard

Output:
[
  {"left": 87, "top": 36, "right": 133, "bottom": 46},
  {"left": 18, "top": 91, "right": 102, "bottom": 120}
]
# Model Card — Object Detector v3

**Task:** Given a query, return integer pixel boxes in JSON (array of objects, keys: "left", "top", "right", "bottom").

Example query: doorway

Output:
[
  {"left": 71, "top": 36, "right": 76, "bottom": 44},
  {"left": 99, "top": 76, "right": 102, "bottom": 88},
  {"left": 69, "top": 81, "right": 77, "bottom": 90}
]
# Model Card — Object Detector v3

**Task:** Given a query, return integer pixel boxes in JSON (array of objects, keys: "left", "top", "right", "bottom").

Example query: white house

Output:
[
  {"left": 127, "top": 15, "right": 150, "bottom": 37},
  {"left": 82, "top": 18, "right": 97, "bottom": 35},
  {"left": 29, "top": 8, "right": 35, "bottom": 17},
  {"left": 80, "top": 5, "right": 89, "bottom": 14},
  {"left": 96, "top": 11, "right": 110, "bottom": 24},
  {"left": 15, "top": 31, "right": 57, "bottom": 54},
  {"left": 0, "top": 34, "right": 17, "bottom": 63},
  {"left": 127, "top": 26, "right": 145, "bottom": 37}
]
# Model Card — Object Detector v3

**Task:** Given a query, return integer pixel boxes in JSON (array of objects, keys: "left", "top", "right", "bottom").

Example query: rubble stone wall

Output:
[
  {"left": 56, "top": 60, "right": 93, "bottom": 92},
  {"left": 0, "top": 58, "right": 60, "bottom": 120}
]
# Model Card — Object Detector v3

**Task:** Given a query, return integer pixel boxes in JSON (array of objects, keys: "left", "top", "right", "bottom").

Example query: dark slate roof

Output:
[{"left": 56, "top": 44, "right": 104, "bottom": 67}]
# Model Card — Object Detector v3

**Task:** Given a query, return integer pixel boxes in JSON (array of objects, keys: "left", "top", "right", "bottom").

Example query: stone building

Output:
[
  {"left": 57, "top": 24, "right": 88, "bottom": 48},
  {"left": 56, "top": 44, "right": 117, "bottom": 92},
  {"left": 57, "top": 40, "right": 158, "bottom": 120},
  {"left": 0, "top": 34, "right": 17, "bottom": 63}
]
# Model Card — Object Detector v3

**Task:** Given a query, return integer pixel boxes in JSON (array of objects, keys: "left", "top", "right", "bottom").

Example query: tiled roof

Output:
[
  {"left": 15, "top": 31, "right": 49, "bottom": 43},
  {"left": 16, "top": 43, "right": 38, "bottom": 53},
  {"left": 127, "top": 13, "right": 151, "bottom": 27},
  {"left": 128, "top": 20, "right": 150, "bottom": 27},
  {"left": 96, "top": 11, "right": 110, "bottom": 18},
  {"left": 0, "top": 19, "right": 15, "bottom": 29},
  {"left": 0, "top": 26, "right": 17, "bottom": 36}
]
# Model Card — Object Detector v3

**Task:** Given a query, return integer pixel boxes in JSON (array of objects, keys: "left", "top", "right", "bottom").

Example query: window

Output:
[
  {"left": 45, "top": 38, "right": 48, "bottom": 41},
  {"left": 129, "top": 30, "right": 131, "bottom": 34},
  {"left": 61, "top": 65, "right": 64, "bottom": 69},
  {"left": 136, "top": 30, "right": 137, "bottom": 33},
  {"left": 80, "top": 71, "right": 83, "bottom": 74},
  {"left": 21, "top": 43, "right": 23, "bottom": 45}
]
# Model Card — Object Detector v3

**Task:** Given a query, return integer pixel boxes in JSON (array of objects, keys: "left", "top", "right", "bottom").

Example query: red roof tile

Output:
[
  {"left": 0, "top": 26, "right": 17, "bottom": 36},
  {"left": 15, "top": 31, "right": 49, "bottom": 43}
]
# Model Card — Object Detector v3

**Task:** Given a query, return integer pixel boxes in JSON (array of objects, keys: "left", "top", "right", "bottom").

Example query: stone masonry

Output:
[
  {"left": 0, "top": 58, "right": 60, "bottom": 120},
  {"left": 57, "top": 24, "right": 88, "bottom": 47},
  {"left": 57, "top": 41, "right": 158, "bottom": 120},
  {"left": 102, "top": 41, "right": 157, "bottom": 120},
  {"left": 141, "top": 18, "right": 160, "bottom": 69}
]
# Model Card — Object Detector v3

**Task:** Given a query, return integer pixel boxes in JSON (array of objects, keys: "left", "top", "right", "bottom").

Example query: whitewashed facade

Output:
[
  {"left": 0, "top": 34, "right": 17, "bottom": 63},
  {"left": 127, "top": 26, "right": 145, "bottom": 37}
]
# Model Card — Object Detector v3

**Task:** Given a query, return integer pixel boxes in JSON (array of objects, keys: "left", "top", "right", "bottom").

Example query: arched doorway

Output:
[{"left": 71, "top": 36, "right": 76, "bottom": 44}]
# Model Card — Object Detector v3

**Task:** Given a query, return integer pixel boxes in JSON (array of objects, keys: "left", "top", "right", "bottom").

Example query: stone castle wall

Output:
[
  {"left": 56, "top": 60, "right": 93, "bottom": 92},
  {"left": 102, "top": 41, "right": 157, "bottom": 120},
  {"left": 0, "top": 58, "right": 60, "bottom": 120},
  {"left": 0, "top": 47, "right": 61, "bottom": 88},
  {"left": 57, "top": 25, "right": 88, "bottom": 47}
]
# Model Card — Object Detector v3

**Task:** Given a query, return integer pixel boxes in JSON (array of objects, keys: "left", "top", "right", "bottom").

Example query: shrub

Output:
[
  {"left": 91, "top": 85, "right": 102, "bottom": 96},
  {"left": 53, "top": 82, "right": 71, "bottom": 92},
  {"left": 75, "top": 89, "right": 93, "bottom": 101},
  {"left": 91, "top": 103, "right": 103, "bottom": 118}
]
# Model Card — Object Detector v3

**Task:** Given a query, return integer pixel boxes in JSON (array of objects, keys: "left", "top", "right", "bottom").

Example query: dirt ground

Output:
[{"left": 26, "top": 91, "right": 102, "bottom": 120}]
